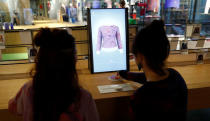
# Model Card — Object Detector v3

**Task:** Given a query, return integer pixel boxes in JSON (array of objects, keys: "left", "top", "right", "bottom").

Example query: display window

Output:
[
  {"left": 190, "top": 0, "right": 210, "bottom": 37},
  {"left": 0, "top": 0, "right": 209, "bottom": 63},
  {"left": 162, "top": 0, "right": 189, "bottom": 36},
  {"left": 0, "top": 0, "right": 130, "bottom": 26}
]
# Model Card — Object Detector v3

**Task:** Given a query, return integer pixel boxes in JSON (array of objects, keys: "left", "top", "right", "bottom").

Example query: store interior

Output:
[{"left": 0, "top": 0, "right": 210, "bottom": 121}]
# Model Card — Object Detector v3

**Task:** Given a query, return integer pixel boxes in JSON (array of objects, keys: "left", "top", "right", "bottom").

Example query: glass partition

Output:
[
  {"left": 191, "top": 0, "right": 210, "bottom": 37},
  {"left": 161, "top": 0, "right": 191, "bottom": 36},
  {"left": 0, "top": 0, "right": 129, "bottom": 26},
  {"left": 0, "top": 0, "right": 209, "bottom": 37}
]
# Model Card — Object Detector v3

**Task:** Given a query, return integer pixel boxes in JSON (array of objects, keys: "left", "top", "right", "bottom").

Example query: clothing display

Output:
[
  {"left": 140, "top": 9, "right": 146, "bottom": 16},
  {"left": 138, "top": 2, "right": 147, "bottom": 16},
  {"left": 96, "top": 25, "right": 122, "bottom": 52},
  {"left": 60, "top": 6, "right": 66, "bottom": 15},
  {"left": 92, "top": 0, "right": 100, "bottom": 8},
  {"left": 130, "top": 0, "right": 136, "bottom": 5},
  {"left": 70, "top": 7, "right": 77, "bottom": 23},
  {"left": 147, "top": 0, "right": 160, "bottom": 12},
  {"left": 23, "top": 8, "right": 33, "bottom": 25},
  {"left": 204, "top": 0, "right": 210, "bottom": 14},
  {"left": 104, "top": 0, "right": 112, "bottom": 8},
  {"left": 165, "top": 0, "right": 180, "bottom": 9}
]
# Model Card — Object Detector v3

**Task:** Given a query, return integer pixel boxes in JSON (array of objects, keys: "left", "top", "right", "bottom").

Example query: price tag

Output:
[{"left": 196, "top": 40, "right": 205, "bottom": 48}]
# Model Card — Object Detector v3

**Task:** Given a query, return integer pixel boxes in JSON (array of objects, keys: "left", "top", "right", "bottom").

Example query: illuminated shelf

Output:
[{"left": 200, "top": 13, "right": 210, "bottom": 15}]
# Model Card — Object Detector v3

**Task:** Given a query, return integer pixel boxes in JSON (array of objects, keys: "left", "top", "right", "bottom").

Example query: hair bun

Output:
[
  {"left": 34, "top": 28, "right": 52, "bottom": 47},
  {"left": 152, "top": 20, "right": 165, "bottom": 28},
  {"left": 33, "top": 28, "right": 75, "bottom": 50}
]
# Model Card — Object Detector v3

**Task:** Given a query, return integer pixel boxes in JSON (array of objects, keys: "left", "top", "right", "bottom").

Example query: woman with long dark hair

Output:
[
  {"left": 119, "top": 20, "right": 188, "bottom": 121},
  {"left": 8, "top": 28, "right": 99, "bottom": 121}
]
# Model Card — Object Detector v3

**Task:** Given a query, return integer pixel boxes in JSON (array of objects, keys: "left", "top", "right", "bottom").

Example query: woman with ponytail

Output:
[
  {"left": 8, "top": 28, "right": 99, "bottom": 121},
  {"left": 119, "top": 20, "right": 188, "bottom": 121}
]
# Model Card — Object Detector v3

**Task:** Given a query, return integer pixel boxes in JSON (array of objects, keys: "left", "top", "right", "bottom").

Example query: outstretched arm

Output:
[{"left": 119, "top": 71, "right": 147, "bottom": 84}]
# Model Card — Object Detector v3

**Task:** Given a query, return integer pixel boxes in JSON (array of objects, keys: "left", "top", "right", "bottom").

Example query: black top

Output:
[{"left": 129, "top": 68, "right": 188, "bottom": 121}]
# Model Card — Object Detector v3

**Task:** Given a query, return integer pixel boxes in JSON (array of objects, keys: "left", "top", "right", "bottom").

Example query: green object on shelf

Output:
[
  {"left": 2, "top": 53, "right": 28, "bottom": 61},
  {"left": 129, "top": 19, "right": 137, "bottom": 25}
]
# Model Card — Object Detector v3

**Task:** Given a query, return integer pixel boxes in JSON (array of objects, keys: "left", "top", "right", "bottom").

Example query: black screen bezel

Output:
[{"left": 87, "top": 8, "right": 130, "bottom": 74}]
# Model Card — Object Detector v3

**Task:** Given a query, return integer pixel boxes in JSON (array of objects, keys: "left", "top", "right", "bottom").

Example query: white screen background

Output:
[{"left": 90, "top": 9, "right": 127, "bottom": 73}]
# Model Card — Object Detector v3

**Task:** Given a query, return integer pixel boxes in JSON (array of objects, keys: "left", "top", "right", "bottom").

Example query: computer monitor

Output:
[{"left": 87, "top": 8, "right": 129, "bottom": 73}]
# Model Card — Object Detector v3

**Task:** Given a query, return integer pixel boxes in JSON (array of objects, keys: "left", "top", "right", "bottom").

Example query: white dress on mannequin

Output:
[{"left": 205, "top": 0, "right": 210, "bottom": 14}]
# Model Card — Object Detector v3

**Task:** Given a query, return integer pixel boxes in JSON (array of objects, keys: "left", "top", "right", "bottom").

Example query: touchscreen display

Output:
[{"left": 89, "top": 9, "right": 128, "bottom": 73}]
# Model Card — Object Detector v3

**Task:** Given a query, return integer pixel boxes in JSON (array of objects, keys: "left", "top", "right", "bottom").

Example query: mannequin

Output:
[
  {"left": 68, "top": 3, "right": 73, "bottom": 22},
  {"left": 147, "top": 0, "right": 160, "bottom": 12},
  {"left": 69, "top": 3, "right": 77, "bottom": 23},
  {"left": 205, "top": 0, "right": 210, "bottom": 14},
  {"left": 104, "top": 0, "right": 112, "bottom": 8},
  {"left": 61, "top": 3, "right": 68, "bottom": 22},
  {"left": 12, "top": 10, "right": 20, "bottom": 25},
  {"left": 61, "top": 3, "right": 66, "bottom": 14},
  {"left": 77, "top": 0, "right": 83, "bottom": 22}
]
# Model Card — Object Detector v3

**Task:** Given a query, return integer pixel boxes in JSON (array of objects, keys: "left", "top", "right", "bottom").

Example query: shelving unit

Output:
[
  {"left": 0, "top": 25, "right": 139, "bottom": 65},
  {"left": 0, "top": 26, "right": 88, "bottom": 65}
]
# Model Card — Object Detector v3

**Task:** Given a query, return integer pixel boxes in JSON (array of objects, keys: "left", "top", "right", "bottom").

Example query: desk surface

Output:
[
  {"left": 77, "top": 60, "right": 210, "bottom": 99},
  {"left": 1, "top": 60, "right": 210, "bottom": 110}
]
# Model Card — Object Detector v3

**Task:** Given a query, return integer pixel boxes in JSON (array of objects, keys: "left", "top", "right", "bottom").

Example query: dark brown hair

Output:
[
  {"left": 120, "top": 0, "right": 126, "bottom": 8},
  {"left": 132, "top": 20, "right": 170, "bottom": 76},
  {"left": 32, "top": 28, "right": 80, "bottom": 121}
]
